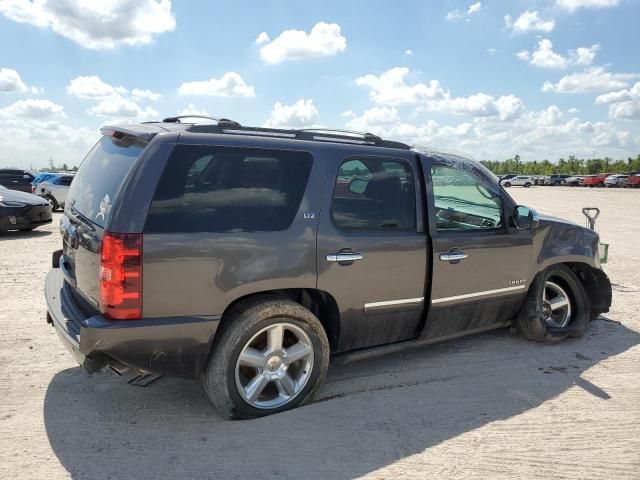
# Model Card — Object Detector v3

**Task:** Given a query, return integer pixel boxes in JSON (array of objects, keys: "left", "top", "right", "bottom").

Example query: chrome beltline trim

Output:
[
  {"left": 365, "top": 297, "right": 424, "bottom": 309},
  {"left": 432, "top": 285, "right": 526, "bottom": 304}
]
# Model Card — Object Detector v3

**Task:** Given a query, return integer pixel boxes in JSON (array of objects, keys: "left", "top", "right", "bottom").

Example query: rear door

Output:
[
  {"left": 421, "top": 156, "right": 533, "bottom": 340},
  {"left": 316, "top": 151, "right": 428, "bottom": 352}
]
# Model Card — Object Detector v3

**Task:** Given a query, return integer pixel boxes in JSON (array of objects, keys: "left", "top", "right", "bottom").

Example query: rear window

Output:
[
  {"left": 67, "top": 135, "right": 145, "bottom": 227},
  {"left": 145, "top": 145, "right": 313, "bottom": 233}
]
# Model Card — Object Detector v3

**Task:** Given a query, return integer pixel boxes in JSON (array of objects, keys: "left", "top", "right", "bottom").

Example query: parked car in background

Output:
[
  {"left": 499, "top": 174, "right": 517, "bottom": 183},
  {"left": 0, "top": 185, "right": 52, "bottom": 232},
  {"left": 564, "top": 176, "right": 583, "bottom": 186},
  {"left": 548, "top": 175, "right": 571, "bottom": 186},
  {"left": 624, "top": 174, "right": 640, "bottom": 188},
  {"left": 36, "top": 174, "right": 74, "bottom": 210},
  {"left": 32, "top": 172, "right": 61, "bottom": 194},
  {"left": 46, "top": 117, "right": 611, "bottom": 419},
  {"left": 583, "top": 173, "right": 611, "bottom": 187},
  {"left": 0, "top": 169, "right": 35, "bottom": 193},
  {"left": 537, "top": 175, "right": 551, "bottom": 185},
  {"left": 501, "top": 175, "right": 534, "bottom": 187},
  {"left": 604, "top": 174, "right": 629, "bottom": 187}
]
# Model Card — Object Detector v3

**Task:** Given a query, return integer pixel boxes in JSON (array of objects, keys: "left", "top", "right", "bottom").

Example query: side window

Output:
[
  {"left": 331, "top": 158, "right": 416, "bottom": 231},
  {"left": 145, "top": 146, "right": 313, "bottom": 233},
  {"left": 431, "top": 164, "right": 503, "bottom": 231},
  {"left": 58, "top": 176, "right": 73, "bottom": 186}
]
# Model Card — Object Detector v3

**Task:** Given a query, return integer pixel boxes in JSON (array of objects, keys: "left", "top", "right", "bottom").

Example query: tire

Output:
[
  {"left": 201, "top": 297, "right": 330, "bottom": 419},
  {"left": 46, "top": 195, "right": 59, "bottom": 211},
  {"left": 524, "top": 182, "right": 531, "bottom": 188},
  {"left": 514, "top": 264, "right": 591, "bottom": 343},
  {"left": 504, "top": 182, "right": 511, "bottom": 187}
]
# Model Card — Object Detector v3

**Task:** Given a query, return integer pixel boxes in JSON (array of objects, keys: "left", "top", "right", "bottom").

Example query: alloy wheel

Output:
[
  {"left": 542, "top": 281, "right": 572, "bottom": 328},
  {"left": 235, "top": 322, "right": 314, "bottom": 409}
]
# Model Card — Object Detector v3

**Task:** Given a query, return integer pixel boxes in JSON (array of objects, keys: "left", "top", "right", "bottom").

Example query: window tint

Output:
[
  {"left": 331, "top": 158, "right": 416, "bottom": 231},
  {"left": 67, "top": 136, "right": 145, "bottom": 227},
  {"left": 145, "top": 146, "right": 313, "bottom": 233},
  {"left": 57, "top": 176, "right": 73, "bottom": 186},
  {"left": 431, "top": 164, "right": 503, "bottom": 231}
]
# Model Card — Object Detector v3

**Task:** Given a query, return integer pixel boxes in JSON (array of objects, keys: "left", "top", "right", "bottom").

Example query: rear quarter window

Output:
[{"left": 144, "top": 145, "right": 313, "bottom": 233}]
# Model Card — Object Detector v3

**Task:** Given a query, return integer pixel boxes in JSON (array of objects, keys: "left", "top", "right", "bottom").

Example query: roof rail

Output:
[
  {"left": 296, "top": 128, "right": 382, "bottom": 145},
  {"left": 162, "top": 115, "right": 241, "bottom": 128}
]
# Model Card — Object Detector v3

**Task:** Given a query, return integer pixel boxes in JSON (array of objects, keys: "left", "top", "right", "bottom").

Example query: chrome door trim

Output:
[
  {"left": 432, "top": 285, "right": 526, "bottom": 304},
  {"left": 364, "top": 297, "right": 424, "bottom": 309}
]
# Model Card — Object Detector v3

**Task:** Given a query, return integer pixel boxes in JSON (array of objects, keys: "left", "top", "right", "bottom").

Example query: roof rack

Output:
[{"left": 156, "top": 116, "right": 410, "bottom": 150}]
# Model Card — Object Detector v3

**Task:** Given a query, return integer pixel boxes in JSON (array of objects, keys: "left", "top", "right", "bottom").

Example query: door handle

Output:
[
  {"left": 439, "top": 251, "right": 468, "bottom": 262},
  {"left": 326, "top": 252, "right": 363, "bottom": 262}
]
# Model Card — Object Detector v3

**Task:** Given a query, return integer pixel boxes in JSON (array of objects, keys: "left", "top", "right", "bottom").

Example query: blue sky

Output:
[{"left": 0, "top": 0, "right": 639, "bottom": 169}]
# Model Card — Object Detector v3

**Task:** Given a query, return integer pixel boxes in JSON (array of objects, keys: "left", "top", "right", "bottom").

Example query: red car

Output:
[
  {"left": 625, "top": 174, "right": 640, "bottom": 188},
  {"left": 583, "top": 173, "right": 611, "bottom": 187}
]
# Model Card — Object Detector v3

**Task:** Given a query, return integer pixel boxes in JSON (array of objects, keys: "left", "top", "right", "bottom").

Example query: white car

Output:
[
  {"left": 36, "top": 174, "right": 74, "bottom": 210},
  {"left": 604, "top": 174, "right": 629, "bottom": 187},
  {"left": 501, "top": 175, "right": 534, "bottom": 187}
]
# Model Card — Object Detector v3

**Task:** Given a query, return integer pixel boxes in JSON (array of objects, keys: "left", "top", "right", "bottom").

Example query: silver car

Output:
[
  {"left": 37, "top": 174, "right": 74, "bottom": 210},
  {"left": 604, "top": 174, "right": 629, "bottom": 187}
]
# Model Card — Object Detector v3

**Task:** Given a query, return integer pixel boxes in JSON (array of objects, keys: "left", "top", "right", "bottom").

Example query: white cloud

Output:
[
  {"left": 446, "top": 2, "right": 482, "bottom": 21},
  {"left": 596, "top": 82, "right": 640, "bottom": 119},
  {"left": 517, "top": 40, "right": 601, "bottom": 69},
  {"left": 0, "top": 98, "right": 65, "bottom": 119},
  {"left": 404, "top": 49, "right": 413, "bottom": 56},
  {"left": 429, "top": 93, "right": 526, "bottom": 121},
  {"left": 131, "top": 88, "right": 162, "bottom": 101},
  {"left": 488, "top": 48, "right": 497, "bottom": 56},
  {"left": 88, "top": 97, "right": 158, "bottom": 119},
  {"left": 0, "top": 0, "right": 176, "bottom": 49},
  {"left": 543, "top": 67, "right": 640, "bottom": 93},
  {"left": 255, "top": 32, "right": 270, "bottom": 45},
  {"left": 571, "top": 44, "right": 600, "bottom": 65},
  {"left": 177, "top": 104, "right": 211, "bottom": 117},
  {"left": 66, "top": 75, "right": 127, "bottom": 99},
  {"left": 556, "top": 0, "right": 620, "bottom": 11},
  {"left": 264, "top": 99, "right": 319, "bottom": 128},
  {"left": 355, "top": 67, "right": 446, "bottom": 106},
  {"left": 505, "top": 11, "right": 555, "bottom": 33},
  {"left": 259, "top": 22, "right": 346, "bottom": 64},
  {"left": 177, "top": 72, "right": 255, "bottom": 97},
  {"left": 344, "top": 104, "right": 634, "bottom": 161},
  {"left": 0, "top": 67, "right": 27, "bottom": 93}
]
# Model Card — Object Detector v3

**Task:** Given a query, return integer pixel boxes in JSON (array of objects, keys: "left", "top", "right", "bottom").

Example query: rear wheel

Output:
[
  {"left": 504, "top": 182, "right": 511, "bottom": 187},
  {"left": 515, "top": 264, "right": 591, "bottom": 342},
  {"left": 524, "top": 182, "right": 531, "bottom": 188},
  {"left": 46, "top": 195, "right": 59, "bottom": 211},
  {"left": 202, "top": 297, "right": 330, "bottom": 419}
]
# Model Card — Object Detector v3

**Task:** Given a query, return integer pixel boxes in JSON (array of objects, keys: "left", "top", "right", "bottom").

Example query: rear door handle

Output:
[
  {"left": 326, "top": 252, "right": 363, "bottom": 262},
  {"left": 439, "top": 251, "right": 468, "bottom": 262}
]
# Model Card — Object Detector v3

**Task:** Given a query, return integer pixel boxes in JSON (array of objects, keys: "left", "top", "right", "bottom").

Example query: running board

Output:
[{"left": 332, "top": 321, "right": 511, "bottom": 366}]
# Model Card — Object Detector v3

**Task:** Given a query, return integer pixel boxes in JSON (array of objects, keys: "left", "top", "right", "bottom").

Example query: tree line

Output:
[{"left": 480, "top": 154, "right": 640, "bottom": 176}]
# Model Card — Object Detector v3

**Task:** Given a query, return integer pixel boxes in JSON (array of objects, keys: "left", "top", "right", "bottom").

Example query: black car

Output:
[
  {"left": 0, "top": 185, "right": 52, "bottom": 231},
  {"left": 45, "top": 117, "right": 612, "bottom": 419},
  {"left": 0, "top": 169, "right": 35, "bottom": 193}
]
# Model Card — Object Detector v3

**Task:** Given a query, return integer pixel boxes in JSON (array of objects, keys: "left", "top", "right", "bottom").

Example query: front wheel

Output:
[
  {"left": 202, "top": 297, "right": 330, "bottom": 419},
  {"left": 503, "top": 182, "right": 511, "bottom": 187},
  {"left": 46, "top": 194, "right": 59, "bottom": 211},
  {"left": 515, "top": 264, "right": 591, "bottom": 342},
  {"left": 524, "top": 182, "right": 531, "bottom": 188}
]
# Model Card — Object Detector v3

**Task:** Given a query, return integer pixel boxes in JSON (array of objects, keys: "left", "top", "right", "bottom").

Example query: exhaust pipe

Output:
[{"left": 108, "top": 362, "right": 133, "bottom": 376}]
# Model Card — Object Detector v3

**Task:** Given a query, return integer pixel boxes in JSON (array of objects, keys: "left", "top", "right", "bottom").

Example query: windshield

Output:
[{"left": 66, "top": 135, "right": 145, "bottom": 228}]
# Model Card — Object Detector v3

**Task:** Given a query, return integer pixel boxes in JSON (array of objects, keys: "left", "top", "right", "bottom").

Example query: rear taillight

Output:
[{"left": 100, "top": 232, "right": 142, "bottom": 320}]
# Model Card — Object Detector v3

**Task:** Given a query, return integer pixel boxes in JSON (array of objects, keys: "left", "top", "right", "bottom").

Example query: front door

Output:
[
  {"left": 317, "top": 153, "right": 428, "bottom": 352},
  {"left": 422, "top": 157, "right": 534, "bottom": 339}
]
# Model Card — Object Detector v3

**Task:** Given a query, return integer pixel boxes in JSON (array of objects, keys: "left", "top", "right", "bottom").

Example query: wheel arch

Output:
[{"left": 220, "top": 288, "right": 341, "bottom": 352}]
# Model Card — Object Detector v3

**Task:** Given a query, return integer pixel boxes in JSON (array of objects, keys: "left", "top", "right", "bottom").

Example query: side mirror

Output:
[
  {"left": 513, "top": 205, "right": 539, "bottom": 230},
  {"left": 349, "top": 178, "right": 368, "bottom": 195}
]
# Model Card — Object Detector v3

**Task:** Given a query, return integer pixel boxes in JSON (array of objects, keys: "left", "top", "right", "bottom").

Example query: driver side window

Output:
[{"left": 431, "top": 164, "right": 503, "bottom": 231}]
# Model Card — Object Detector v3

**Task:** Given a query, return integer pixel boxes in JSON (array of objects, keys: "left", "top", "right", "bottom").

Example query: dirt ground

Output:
[{"left": 0, "top": 186, "right": 639, "bottom": 479}]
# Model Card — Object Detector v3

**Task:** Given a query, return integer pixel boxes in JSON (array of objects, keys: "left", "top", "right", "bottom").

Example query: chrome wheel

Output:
[
  {"left": 542, "top": 281, "right": 572, "bottom": 328},
  {"left": 235, "top": 322, "right": 314, "bottom": 410}
]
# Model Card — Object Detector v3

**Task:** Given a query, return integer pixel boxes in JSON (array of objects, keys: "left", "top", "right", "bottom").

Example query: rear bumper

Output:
[{"left": 45, "top": 269, "right": 220, "bottom": 379}]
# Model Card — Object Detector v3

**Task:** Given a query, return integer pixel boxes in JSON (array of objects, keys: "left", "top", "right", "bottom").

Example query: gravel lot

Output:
[{"left": 1, "top": 186, "right": 638, "bottom": 479}]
